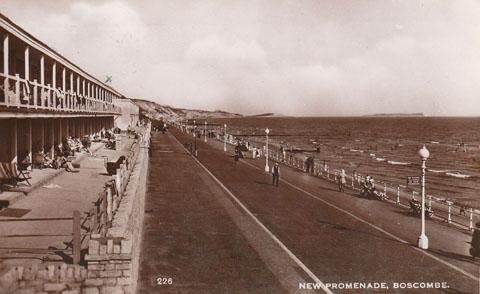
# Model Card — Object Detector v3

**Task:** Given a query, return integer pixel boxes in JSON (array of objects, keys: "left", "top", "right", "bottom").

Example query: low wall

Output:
[
  {"left": 0, "top": 124, "right": 151, "bottom": 294},
  {"left": 0, "top": 264, "right": 87, "bottom": 294},
  {"left": 84, "top": 146, "right": 148, "bottom": 294}
]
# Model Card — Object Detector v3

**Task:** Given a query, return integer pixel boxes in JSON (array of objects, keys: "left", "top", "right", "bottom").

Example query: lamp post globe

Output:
[
  {"left": 418, "top": 145, "right": 430, "bottom": 160},
  {"left": 417, "top": 144, "right": 429, "bottom": 249},
  {"left": 224, "top": 124, "right": 227, "bottom": 152},
  {"left": 265, "top": 128, "right": 270, "bottom": 172}
]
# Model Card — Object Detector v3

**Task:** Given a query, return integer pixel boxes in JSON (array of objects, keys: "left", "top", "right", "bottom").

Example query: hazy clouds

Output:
[{"left": 1, "top": 0, "right": 479, "bottom": 116}]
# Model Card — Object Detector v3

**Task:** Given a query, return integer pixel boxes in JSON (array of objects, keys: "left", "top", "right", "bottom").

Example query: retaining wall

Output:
[{"left": 0, "top": 125, "right": 151, "bottom": 294}]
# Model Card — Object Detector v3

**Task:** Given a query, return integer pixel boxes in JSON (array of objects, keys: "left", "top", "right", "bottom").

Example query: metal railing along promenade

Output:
[{"left": 213, "top": 131, "right": 480, "bottom": 232}]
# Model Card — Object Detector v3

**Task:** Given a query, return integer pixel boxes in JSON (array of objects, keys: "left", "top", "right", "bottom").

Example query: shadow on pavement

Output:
[
  {"left": 429, "top": 248, "right": 479, "bottom": 265},
  {"left": 313, "top": 219, "right": 404, "bottom": 245}
]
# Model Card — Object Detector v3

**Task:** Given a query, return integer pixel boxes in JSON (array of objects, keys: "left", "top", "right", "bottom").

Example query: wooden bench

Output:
[
  {"left": 0, "top": 162, "right": 32, "bottom": 188},
  {"left": 105, "top": 155, "right": 126, "bottom": 176}
]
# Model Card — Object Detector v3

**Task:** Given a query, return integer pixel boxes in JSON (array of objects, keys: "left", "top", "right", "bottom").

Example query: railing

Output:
[
  {"left": 264, "top": 145, "right": 480, "bottom": 231},
  {"left": 0, "top": 73, "right": 122, "bottom": 114},
  {"left": 89, "top": 140, "right": 140, "bottom": 238},
  {"left": 0, "top": 210, "right": 84, "bottom": 264},
  {"left": 212, "top": 131, "right": 480, "bottom": 232}
]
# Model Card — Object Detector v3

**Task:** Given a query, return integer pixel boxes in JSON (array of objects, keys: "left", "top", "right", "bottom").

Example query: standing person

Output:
[
  {"left": 309, "top": 156, "right": 316, "bottom": 175},
  {"left": 470, "top": 222, "right": 480, "bottom": 258},
  {"left": 339, "top": 169, "right": 346, "bottom": 192},
  {"left": 272, "top": 162, "right": 280, "bottom": 187},
  {"left": 234, "top": 147, "right": 240, "bottom": 164}
]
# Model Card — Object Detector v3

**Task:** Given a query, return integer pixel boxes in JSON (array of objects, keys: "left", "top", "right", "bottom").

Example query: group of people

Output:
[
  {"left": 360, "top": 174, "right": 376, "bottom": 194},
  {"left": 29, "top": 128, "right": 116, "bottom": 172}
]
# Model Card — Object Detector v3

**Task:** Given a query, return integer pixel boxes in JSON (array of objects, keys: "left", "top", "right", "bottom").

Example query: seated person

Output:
[
  {"left": 53, "top": 155, "right": 66, "bottom": 169},
  {"left": 19, "top": 155, "right": 31, "bottom": 171},
  {"left": 92, "top": 134, "right": 101, "bottom": 142},
  {"left": 65, "top": 161, "right": 79, "bottom": 173},
  {"left": 32, "top": 151, "right": 54, "bottom": 169},
  {"left": 43, "top": 153, "right": 54, "bottom": 168},
  {"left": 81, "top": 136, "right": 92, "bottom": 149}
]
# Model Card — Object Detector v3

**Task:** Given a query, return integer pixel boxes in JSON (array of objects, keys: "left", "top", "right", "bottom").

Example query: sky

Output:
[{"left": 0, "top": 0, "right": 479, "bottom": 116}]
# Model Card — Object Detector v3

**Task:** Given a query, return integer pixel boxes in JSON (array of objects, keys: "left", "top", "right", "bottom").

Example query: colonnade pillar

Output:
[
  {"left": 10, "top": 119, "right": 17, "bottom": 164},
  {"left": 26, "top": 119, "right": 32, "bottom": 167},
  {"left": 49, "top": 119, "right": 54, "bottom": 158},
  {"left": 3, "top": 35, "right": 8, "bottom": 76},
  {"left": 55, "top": 118, "right": 62, "bottom": 147},
  {"left": 40, "top": 119, "right": 45, "bottom": 153},
  {"left": 24, "top": 47, "right": 30, "bottom": 80},
  {"left": 40, "top": 56, "right": 45, "bottom": 85}
]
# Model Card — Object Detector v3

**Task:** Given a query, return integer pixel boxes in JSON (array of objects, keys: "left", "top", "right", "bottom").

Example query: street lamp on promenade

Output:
[
  {"left": 418, "top": 145, "right": 430, "bottom": 249},
  {"left": 193, "top": 120, "right": 196, "bottom": 137},
  {"left": 224, "top": 124, "right": 227, "bottom": 152},
  {"left": 265, "top": 128, "right": 270, "bottom": 172},
  {"left": 194, "top": 120, "right": 197, "bottom": 156},
  {"left": 204, "top": 121, "right": 207, "bottom": 142}
]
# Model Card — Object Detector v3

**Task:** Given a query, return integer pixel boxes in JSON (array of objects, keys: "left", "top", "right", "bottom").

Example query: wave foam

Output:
[
  {"left": 445, "top": 172, "right": 471, "bottom": 178},
  {"left": 387, "top": 160, "right": 410, "bottom": 165},
  {"left": 429, "top": 169, "right": 448, "bottom": 173}
]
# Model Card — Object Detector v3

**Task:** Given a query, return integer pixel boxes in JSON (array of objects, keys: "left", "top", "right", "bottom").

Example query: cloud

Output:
[
  {"left": 1, "top": 0, "right": 480, "bottom": 116},
  {"left": 185, "top": 35, "right": 268, "bottom": 72}
]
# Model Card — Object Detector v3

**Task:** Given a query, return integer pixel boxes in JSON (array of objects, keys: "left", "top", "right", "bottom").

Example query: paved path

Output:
[
  {"left": 0, "top": 135, "right": 134, "bottom": 266},
  {"left": 138, "top": 132, "right": 323, "bottom": 293},
  {"left": 166, "top": 127, "right": 479, "bottom": 293}
]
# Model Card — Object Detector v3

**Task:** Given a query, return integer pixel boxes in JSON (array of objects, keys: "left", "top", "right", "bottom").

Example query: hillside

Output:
[{"left": 131, "top": 98, "right": 242, "bottom": 121}]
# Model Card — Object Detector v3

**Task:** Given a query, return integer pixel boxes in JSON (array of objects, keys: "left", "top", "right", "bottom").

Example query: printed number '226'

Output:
[{"left": 157, "top": 277, "right": 173, "bottom": 285}]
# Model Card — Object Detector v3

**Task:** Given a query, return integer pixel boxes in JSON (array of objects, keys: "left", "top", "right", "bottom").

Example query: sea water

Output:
[{"left": 209, "top": 117, "right": 480, "bottom": 207}]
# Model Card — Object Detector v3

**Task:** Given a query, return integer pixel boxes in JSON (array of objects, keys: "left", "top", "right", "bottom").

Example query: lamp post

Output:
[
  {"left": 417, "top": 145, "right": 430, "bottom": 249},
  {"left": 193, "top": 120, "right": 198, "bottom": 156},
  {"left": 204, "top": 121, "right": 207, "bottom": 142},
  {"left": 265, "top": 128, "right": 270, "bottom": 172},
  {"left": 224, "top": 124, "right": 227, "bottom": 152},
  {"left": 193, "top": 120, "right": 196, "bottom": 137}
]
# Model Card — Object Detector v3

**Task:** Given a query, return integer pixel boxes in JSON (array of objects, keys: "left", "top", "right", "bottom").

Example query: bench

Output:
[
  {"left": 0, "top": 162, "right": 32, "bottom": 188},
  {"left": 105, "top": 155, "right": 126, "bottom": 176}
]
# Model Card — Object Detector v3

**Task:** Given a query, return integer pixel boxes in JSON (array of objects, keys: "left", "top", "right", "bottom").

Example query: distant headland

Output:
[{"left": 363, "top": 113, "right": 425, "bottom": 117}]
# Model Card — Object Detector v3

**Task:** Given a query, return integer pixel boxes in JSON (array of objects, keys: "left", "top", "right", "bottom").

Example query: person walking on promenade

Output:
[
  {"left": 304, "top": 156, "right": 310, "bottom": 173},
  {"left": 307, "top": 157, "right": 315, "bottom": 174},
  {"left": 234, "top": 147, "right": 240, "bottom": 164},
  {"left": 470, "top": 222, "right": 480, "bottom": 259},
  {"left": 272, "top": 162, "right": 280, "bottom": 187},
  {"left": 339, "top": 169, "right": 346, "bottom": 192}
]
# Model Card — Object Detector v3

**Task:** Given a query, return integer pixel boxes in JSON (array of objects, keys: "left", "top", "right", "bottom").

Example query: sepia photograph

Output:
[{"left": 0, "top": 0, "right": 479, "bottom": 293}]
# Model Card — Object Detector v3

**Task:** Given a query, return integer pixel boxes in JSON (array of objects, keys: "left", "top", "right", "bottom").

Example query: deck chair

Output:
[
  {"left": 0, "top": 163, "right": 31, "bottom": 186},
  {"left": 65, "top": 161, "right": 79, "bottom": 173},
  {"left": 0, "top": 163, "right": 9, "bottom": 191},
  {"left": 12, "top": 163, "right": 31, "bottom": 185}
]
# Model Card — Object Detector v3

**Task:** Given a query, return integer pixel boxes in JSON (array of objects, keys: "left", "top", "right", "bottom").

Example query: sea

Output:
[{"left": 208, "top": 117, "right": 480, "bottom": 207}]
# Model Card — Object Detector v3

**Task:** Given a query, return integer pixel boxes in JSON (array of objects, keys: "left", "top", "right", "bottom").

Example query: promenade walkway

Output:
[
  {"left": 166, "top": 127, "right": 478, "bottom": 293},
  {"left": 0, "top": 135, "right": 134, "bottom": 267},
  {"left": 138, "top": 132, "right": 318, "bottom": 293}
]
